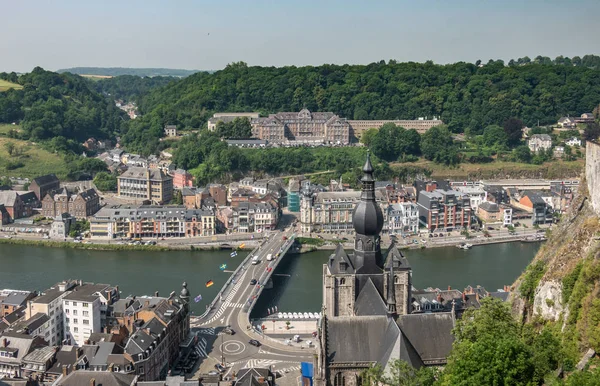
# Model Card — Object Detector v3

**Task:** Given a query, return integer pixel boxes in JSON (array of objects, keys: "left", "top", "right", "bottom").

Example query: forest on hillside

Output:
[
  {"left": 121, "top": 57, "right": 600, "bottom": 154},
  {"left": 0, "top": 67, "right": 127, "bottom": 142},
  {"left": 91, "top": 75, "right": 178, "bottom": 102}
]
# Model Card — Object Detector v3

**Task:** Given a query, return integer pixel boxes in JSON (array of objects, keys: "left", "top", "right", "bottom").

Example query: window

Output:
[
  {"left": 74, "top": 327, "right": 79, "bottom": 333},
  {"left": 72, "top": 302, "right": 77, "bottom": 306},
  {"left": 65, "top": 301, "right": 69, "bottom": 305},
  {"left": 83, "top": 302, "right": 89, "bottom": 308},
  {"left": 83, "top": 311, "right": 89, "bottom": 317},
  {"left": 73, "top": 310, "right": 78, "bottom": 316},
  {"left": 66, "top": 318, "right": 70, "bottom": 323},
  {"left": 65, "top": 309, "right": 70, "bottom": 314},
  {"left": 83, "top": 319, "right": 89, "bottom": 325},
  {"left": 334, "top": 372, "right": 345, "bottom": 386},
  {"left": 339, "top": 278, "right": 346, "bottom": 285},
  {"left": 73, "top": 318, "right": 78, "bottom": 324}
]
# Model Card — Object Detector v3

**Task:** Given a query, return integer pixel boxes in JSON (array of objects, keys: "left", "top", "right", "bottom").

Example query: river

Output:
[{"left": 0, "top": 242, "right": 540, "bottom": 316}]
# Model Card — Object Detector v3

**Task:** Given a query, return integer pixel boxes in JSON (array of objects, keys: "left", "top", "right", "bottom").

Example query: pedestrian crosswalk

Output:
[
  {"left": 195, "top": 336, "right": 208, "bottom": 358},
  {"left": 200, "top": 271, "right": 248, "bottom": 325},
  {"left": 194, "top": 327, "right": 216, "bottom": 336},
  {"left": 242, "top": 359, "right": 301, "bottom": 373}
]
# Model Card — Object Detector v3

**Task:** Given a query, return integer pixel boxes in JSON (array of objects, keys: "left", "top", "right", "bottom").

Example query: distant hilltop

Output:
[{"left": 57, "top": 67, "right": 206, "bottom": 78}]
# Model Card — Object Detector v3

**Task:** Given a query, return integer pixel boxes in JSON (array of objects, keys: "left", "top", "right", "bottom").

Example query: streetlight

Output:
[{"left": 220, "top": 332, "right": 225, "bottom": 365}]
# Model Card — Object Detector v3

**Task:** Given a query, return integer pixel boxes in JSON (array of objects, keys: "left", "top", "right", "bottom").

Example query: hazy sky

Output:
[{"left": 2, "top": 0, "right": 600, "bottom": 73}]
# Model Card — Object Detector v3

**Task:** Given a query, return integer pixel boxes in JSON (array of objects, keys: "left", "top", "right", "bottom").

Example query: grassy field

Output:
[
  {"left": 0, "top": 124, "right": 21, "bottom": 135},
  {"left": 0, "top": 79, "right": 23, "bottom": 92},
  {"left": 392, "top": 159, "right": 585, "bottom": 180},
  {"left": 80, "top": 74, "right": 113, "bottom": 81},
  {"left": 0, "top": 137, "right": 69, "bottom": 179}
]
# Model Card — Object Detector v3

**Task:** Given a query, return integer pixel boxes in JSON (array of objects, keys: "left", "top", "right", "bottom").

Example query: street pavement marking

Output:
[
  {"left": 200, "top": 270, "right": 248, "bottom": 326},
  {"left": 195, "top": 336, "right": 208, "bottom": 358}
]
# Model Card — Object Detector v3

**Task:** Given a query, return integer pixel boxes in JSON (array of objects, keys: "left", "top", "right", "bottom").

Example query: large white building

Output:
[
  {"left": 452, "top": 185, "right": 487, "bottom": 211},
  {"left": 300, "top": 189, "right": 388, "bottom": 234},
  {"left": 387, "top": 202, "right": 419, "bottom": 236},
  {"left": 62, "top": 283, "right": 118, "bottom": 346}
]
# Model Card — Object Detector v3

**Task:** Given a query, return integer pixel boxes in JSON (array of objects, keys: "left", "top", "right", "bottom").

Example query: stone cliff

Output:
[{"left": 511, "top": 142, "right": 600, "bottom": 368}]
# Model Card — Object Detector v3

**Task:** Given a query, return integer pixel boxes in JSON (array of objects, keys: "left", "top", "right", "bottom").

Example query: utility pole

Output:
[{"left": 221, "top": 333, "right": 224, "bottom": 365}]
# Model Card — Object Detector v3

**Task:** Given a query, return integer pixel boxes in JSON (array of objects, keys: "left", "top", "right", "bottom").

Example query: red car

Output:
[
  {"left": 282, "top": 236, "right": 288, "bottom": 240},
  {"left": 266, "top": 267, "right": 272, "bottom": 272}
]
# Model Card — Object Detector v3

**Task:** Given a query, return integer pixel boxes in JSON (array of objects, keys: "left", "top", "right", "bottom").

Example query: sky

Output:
[{"left": 2, "top": 0, "right": 600, "bottom": 73}]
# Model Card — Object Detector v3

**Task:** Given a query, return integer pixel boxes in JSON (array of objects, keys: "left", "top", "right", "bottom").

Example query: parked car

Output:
[
  {"left": 208, "top": 371, "right": 220, "bottom": 376},
  {"left": 223, "top": 327, "right": 235, "bottom": 335},
  {"left": 250, "top": 279, "right": 257, "bottom": 285},
  {"left": 215, "top": 363, "right": 227, "bottom": 373},
  {"left": 249, "top": 339, "right": 261, "bottom": 347}
]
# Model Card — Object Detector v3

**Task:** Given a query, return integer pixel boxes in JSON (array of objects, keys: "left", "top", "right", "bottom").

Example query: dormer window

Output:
[{"left": 339, "top": 262, "right": 347, "bottom": 271}]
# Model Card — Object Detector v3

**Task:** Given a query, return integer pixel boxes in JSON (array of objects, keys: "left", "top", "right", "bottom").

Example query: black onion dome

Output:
[{"left": 353, "top": 151, "right": 384, "bottom": 235}]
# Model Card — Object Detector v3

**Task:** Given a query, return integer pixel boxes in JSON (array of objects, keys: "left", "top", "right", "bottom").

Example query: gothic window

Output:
[
  {"left": 365, "top": 239, "right": 372, "bottom": 251},
  {"left": 356, "top": 375, "right": 363, "bottom": 386},
  {"left": 395, "top": 275, "right": 400, "bottom": 284},
  {"left": 334, "top": 372, "right": 345, "bottom": 386},
  {"left": 340, "top": 278, "right": 346, "bottom": 285}
]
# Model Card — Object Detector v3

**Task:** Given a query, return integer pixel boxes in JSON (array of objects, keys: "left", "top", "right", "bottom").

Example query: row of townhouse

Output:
[
  {"left": 216, "top": 201, "right": 279, "bottom": 234},
  {"left": 0, "top": 281, "right": 191, "bottom": 383},
  {"left": 89, "top": 205, "right": 215, "bottom": 239}
]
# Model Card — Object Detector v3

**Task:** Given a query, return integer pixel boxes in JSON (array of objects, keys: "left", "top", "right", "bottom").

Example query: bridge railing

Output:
[
  {"left": 194, "top": 240, "right": 265, "bottom": 320},
  {"left": 242, "top": 236, "right": 295, "bottom": 314}
]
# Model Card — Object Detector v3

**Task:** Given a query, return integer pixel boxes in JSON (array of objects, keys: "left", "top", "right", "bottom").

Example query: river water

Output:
[{"left": 0, "top": 242, "right": 540, "bottom": 316}]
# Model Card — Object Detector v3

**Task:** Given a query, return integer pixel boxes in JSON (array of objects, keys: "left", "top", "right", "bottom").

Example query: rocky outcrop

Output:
[{"left": 532, "top": 280, "right": 564, "bottom": 321}]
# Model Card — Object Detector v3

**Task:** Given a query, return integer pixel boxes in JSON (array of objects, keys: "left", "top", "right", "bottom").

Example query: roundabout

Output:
[{"left": 220, "top": 340, "right": 246, "bottom": 356}]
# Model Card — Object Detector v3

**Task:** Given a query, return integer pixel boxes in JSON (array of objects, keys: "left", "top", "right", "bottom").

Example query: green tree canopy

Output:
[{"left": 420, "top": 126, "right": 458, "bottom": 165}]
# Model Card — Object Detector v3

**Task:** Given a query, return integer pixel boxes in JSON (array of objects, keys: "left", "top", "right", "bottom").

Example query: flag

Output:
[
  {"left": 220, "top": 264, "right": 227, "bottom": 270},
  {"left": 194, "top": 294, "right": 202, "bottom": 303},
  {"left": 239, "top": 243, "right": 245, "bottom": 249},
  {"left": 230, "top": 251, "right": 238, "bottom": 257},
  {"left": 206, "top": 280, "right": 214, "bottom": 287}
]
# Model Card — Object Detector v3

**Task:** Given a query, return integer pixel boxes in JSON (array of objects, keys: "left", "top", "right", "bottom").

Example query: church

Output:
[{"left": 315, "top": 153, "right": 455, "bottom": 386}]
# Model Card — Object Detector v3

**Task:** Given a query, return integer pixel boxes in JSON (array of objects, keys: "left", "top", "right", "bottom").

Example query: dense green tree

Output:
[
  {"left": 504, "top": 117, "right": 524, "bottom": 147},
  {"left": 420, "top": 126, "right": 458, "bottom": 165},
  {"left": 216, "top": 117, "right": 253, "bottom": 139},
  {"left": 440, "top": 298, "right": 535, "bottom": 386},
  {"left": 93, "top": 172, "right": 117, "bottom": 192},
  {"left": 65, "top": 156, "right": 108, "bottom": 180},
  {"left": 360, "top": 128, "right": 379, "bottom": 146},
  {"left": 68, "top": 219, "right": 90, "bottom": 238},
  {"left": 361, "top": 360, "right": 436, "bottom": 386},
  {"left": 91, "top": 75, "right": 177, "bottom": 102},
  {"left": 583, "top": 122, "right": 600, "bottom": 142},
  {"left": 482, "top": 125, "right": 508, "bottom": 149}
]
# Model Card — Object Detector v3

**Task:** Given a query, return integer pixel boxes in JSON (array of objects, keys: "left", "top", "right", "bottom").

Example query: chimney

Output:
[
  {"left": 436, "top": 292, "right": 442, "bottom": 303},
  {"left": 144, "top": 300, "right": 150, "bottom": 307},
  {"left": 108, "top": 363, "right": 114, "bottom": 372},
  {"left": 155, "top": 291, "right": 159, "bottom": 297},
  {"left": 90, "top": 378, "right": 96, "bottom": 386},
  {"left": 62, "top": 365, "right": 69, "bottom": 377},
  {"left": 447, "top": 285, "right": 451, "bottom": 291},
  {"left": 462, "top": 292, "right": 466, "bottom": 302},
  {"left": 2, "top": 338, "right": 7, "bottom": 347}
]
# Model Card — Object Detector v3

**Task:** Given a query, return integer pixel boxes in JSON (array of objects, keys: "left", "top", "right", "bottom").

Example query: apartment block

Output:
[
  {"left": 62, "top": 282, "right": 119, "bottom": 346},
  {"left": 41, "top": 187, "right": 100, "bottom": 218},
  {"left": 117, "top": 167, "right": 173, "bottom": 204},
  {"left": 29, "top": 174, "right": 60, "bottom": 201},
  {"left": 417, "top": 189, "right": 472, "bottom": 231},
  {"left": 387, "top": 202, "right": 419, "bottom": 236},
  {"left": 90, "top": 205, "right": 215, "bottom": 239},
  {"left": 300, "top": 189, "right": 387, "bottom": 233}
]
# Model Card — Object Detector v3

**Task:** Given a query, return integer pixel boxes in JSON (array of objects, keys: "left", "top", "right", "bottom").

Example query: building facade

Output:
[
  {"left": 301, "top": 190, "right": 387, "bottom": 234},
  {"left": 208, "top": 112, "right": 260, "bottom": 132},
  {"left": 228, "top": 202, "right": 279, "bottom": 233},
  {"left": 387, "top": 202, "right": 419, "bottom": 236},
  {"left": 417, "top": 189, "right": 472, "bottom": 231},
  {"left": 171, "top": 169, "right": 193, "bottom": 189},
  {"left": 41, "top": 187, "right": 100, "bottom": 218},
  {"left": 348, "top": 118, "right": 443, "bottom": 140},
  {"left": 528, "top": 134, "right": 552, "bottom": 153},
  {"left": 117, "top": 167, "right": 173, "bottom": 204},
  {"left": 90, "top": 205, "right": 215, "bottom": 239},
  {"left": 29, "top": 174, "right": 60, "bottom": 201},
  {"left": 251, "top": 109, "right": 351, "bottom": 144}
]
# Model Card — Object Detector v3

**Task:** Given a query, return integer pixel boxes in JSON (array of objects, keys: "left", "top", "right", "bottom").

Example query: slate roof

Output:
[
  {"left": 235, "top": 367, "right": 273, "bottom": 386},
  {"left": 55, "top": 370, "right": 136, "bottom": 386},
  {"left": 521, "top": 190, "right": 547, "bottom": 205},
  {"left": 125, "top": 330, "right": 155, "bottom": 357},
  {"left": 46, "top": 345, "right": 79, "bottom": 375},
  {"left": 0, "top": 292, "right": 31, "bottom": 307},
  {"left": 384, "top": 243, "right": 410, "bottom": 270},
  {"left": 327, "top": 244, "right": 354, "bottom": 274},
  {"left": 119, "top": 167, "right": 172, "bottom": 182},
  {"left": 478, "top": 201, "right": 499, "bottom": 213},
  {"left": 354, "top": 279, "right": 387, "bottom": 316},
  {"left": 22, "top": 345, "right": 55, "bottom": 364},
  {"left": 8, "top": 313, "right": 49, "bottom": 335},
  {"left": 32, "top": 174, "right": 59, "bottom": 187},
  {"left": 64, "top": 283, "right": 110, "bottom": 302},
  {"left": 0, "top": 191, "right": 19, "bottom": 207},
  {"left": 0, "top": 332, "right": 43, "bottom": 364},
  {"left": 326, "top": 316, "right": 391, "bottom": 363},
  {"left": 89, "top": 342, "right": 116, "bottom": 367},
  {"left": 143, "top": 317, "right": 165, "bottom": 336},
  {"left": 396, "top": 312, "right": 455, "bottom": 364}
]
